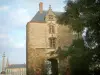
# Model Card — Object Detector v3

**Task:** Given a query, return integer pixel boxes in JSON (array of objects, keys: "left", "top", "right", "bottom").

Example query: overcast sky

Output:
[{"left": 0, "top": 0, "right": 67, "bottom": 72}]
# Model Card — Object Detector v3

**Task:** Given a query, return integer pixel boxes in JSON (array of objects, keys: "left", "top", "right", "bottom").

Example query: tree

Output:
[
  {"left": 58, "top": 0, "right": 100, "bottom": 47},
  {"left": 64, "top": 39, "right": 92, "bottom": 75},
  {"left": 57, "top": 0, "right": 100, "bottom": 75}
]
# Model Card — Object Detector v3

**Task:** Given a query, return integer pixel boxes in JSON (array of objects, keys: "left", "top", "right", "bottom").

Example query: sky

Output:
[{"left": 0, "top": 0, "right": 67, "bottom": 72}]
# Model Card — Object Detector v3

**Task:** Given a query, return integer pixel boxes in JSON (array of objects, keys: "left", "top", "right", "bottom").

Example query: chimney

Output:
[{"left": 39, "top": 2, "right": 43, "bottom": 13}]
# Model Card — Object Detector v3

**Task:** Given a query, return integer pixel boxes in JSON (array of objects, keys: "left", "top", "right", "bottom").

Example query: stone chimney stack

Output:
[{"left": 39, "top": 2, "right": 43, "bottom": 13}]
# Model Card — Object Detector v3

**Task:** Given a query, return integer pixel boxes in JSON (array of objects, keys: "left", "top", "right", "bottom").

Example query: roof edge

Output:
[{"left": 29, "top": 21, "right": 46, "bottom": 23}]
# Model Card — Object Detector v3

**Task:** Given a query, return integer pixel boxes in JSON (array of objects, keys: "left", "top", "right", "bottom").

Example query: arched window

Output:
[
  {"left": 49, "top": 37, "right": 56, "bottom": 48},
  {"left": 49, "top": 25, "right": 55, "bottom": 34}
]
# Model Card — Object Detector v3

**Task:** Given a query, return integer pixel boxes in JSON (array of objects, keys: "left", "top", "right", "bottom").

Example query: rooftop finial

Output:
[
  {"left": 49, "top": 5, "right": 52, "bottom": 10},
  {"left": 3, "top": 52, "right": 5, "bottom": 57}
]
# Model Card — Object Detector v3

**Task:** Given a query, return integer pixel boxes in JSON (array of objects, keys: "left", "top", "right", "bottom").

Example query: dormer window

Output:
[{"left": 49, "top": 15, "right": 53, "bottom": 20}]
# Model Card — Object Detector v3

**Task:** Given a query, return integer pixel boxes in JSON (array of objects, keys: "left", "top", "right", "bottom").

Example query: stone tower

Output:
[
  {"left": 6, "top": 58, "right": 9, "bottom": 67},
  {"left": 26, "top": 2, "right": 74, "bottom": 75},
  {"left": 1, "top": 52, "right": 6, "bottom": 74}
]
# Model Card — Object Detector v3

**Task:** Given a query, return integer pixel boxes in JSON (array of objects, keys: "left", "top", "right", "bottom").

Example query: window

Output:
[
  {"left": 6, "top": 69, "right": 8, "bottom": 73},
  {"left": 49, "top": 37, "right": 56, "bottom": 48},
  {"left": 49, "top": 25, "right": 55, "bottom": 33},
  {"left": 49, "top": 15, "right": 53, "bottom": 20}
]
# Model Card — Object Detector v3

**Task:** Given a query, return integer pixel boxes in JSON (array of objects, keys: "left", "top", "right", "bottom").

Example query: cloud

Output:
[
  {"left": 0, "top": 34, "right": 8, "bottom": 39},
  {"left": 0, "top": 32, "right": 25, "bottom": 54},
  {"left": 0, "top": 33, "right": 12, "bottom": 55},
  {"left": 0, "top": 33, "right": 9, "bottom": 46},
  {"left": 0, "top": 6, "right": 9, "bottom": 11},
  {"left": 9, "top": 8, "right": 31, "bottom": 27},
  {"left": 9, "top": 48, "right": 26, "bottom": 64},
  {"left": 8, "top": 35, "right": 26, "bottom": 49},
  {"left": 12, "top": 42, "right": 25, "bottom": 49},
  {"left": 0, "top": 55, "right": 2, "bottom": 59},
  {"left": 15, "top": 43, "right": 25, "bottom": 49}
]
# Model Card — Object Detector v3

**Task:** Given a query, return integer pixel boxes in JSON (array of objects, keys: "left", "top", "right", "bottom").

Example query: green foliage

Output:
[
  {"left": 66, "top": 39, "right": 92, "bottom": 75},
  {"left": 57, "top": 0, "right": 100, "bottom": 75},
  {"left": 65, "top": 39, "right": 84, "bottom": 54},
  {"left": 57, "top": 0, "right": 100, "bottom": 34},
  {"left": 57, "top": 39, "right": 92, "bottom": 75},
  {"left": 27, "top": 67, "right": 34, "bottom": 75}
]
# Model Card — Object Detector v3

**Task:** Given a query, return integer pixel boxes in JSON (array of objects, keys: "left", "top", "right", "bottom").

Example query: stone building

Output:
[
  {"left": 5, "top": 58, "right": 26, "bottom": 75},
  {"left": 26, "top": 2, "right": 74, "bottom": 75},
  {"left": 6, "top": 64, "right": 26, "bottom": 75},
  {"left": 0, "top": 53, "right": 26, "bottom": 75},
  {"left": 1, "top": 53, "right": 6, "bottom": 74}
]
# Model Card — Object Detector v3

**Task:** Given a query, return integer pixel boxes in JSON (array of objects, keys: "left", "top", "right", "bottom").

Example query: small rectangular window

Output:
[
  {"left": 49, "top": 25, "right": 55, "bottom": 34},
  {"left": 49, "top": 15, "right": 53, "bottom": 20},
  {"left": 49, "top": 38, "right": 56, "bottom": 48}
]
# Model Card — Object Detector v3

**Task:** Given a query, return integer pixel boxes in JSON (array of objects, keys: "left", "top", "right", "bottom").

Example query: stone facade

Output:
[
  {"left": 26, "top": 2, "right": 74, "bottom": 75},
  {"left": 5, "top": 64, "right": 26, "bottom": 75}
]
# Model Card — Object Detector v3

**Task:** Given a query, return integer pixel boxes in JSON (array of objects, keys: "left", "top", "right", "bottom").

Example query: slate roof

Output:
[
  {"left": 31, "top": 10, "right": 63, "bottom": 22},
  {"left": 6, "top": 64, "right": 26, "bottom": 69}
]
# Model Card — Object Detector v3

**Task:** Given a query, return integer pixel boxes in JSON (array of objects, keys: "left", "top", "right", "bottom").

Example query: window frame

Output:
[
  {"left": 48, "top": 23, "right": 55, "bottom": 34},
  {"left": 48, "top": 15, "right": 54, "bottom": 21},
  {"left": 49, "top": 37, "right": 56, "bottom": 48}
]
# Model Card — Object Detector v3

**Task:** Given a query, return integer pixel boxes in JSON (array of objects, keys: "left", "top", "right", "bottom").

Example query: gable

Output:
[
  {"left": 45, "top": 8, "right": 56, "bottom": 21},
  {"left": 31, "top": 10, "right": 63, "bottom": 22}
]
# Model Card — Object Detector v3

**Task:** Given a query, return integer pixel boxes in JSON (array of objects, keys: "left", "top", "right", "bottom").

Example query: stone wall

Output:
[
  {"left": 57, "top": 25, "right": 73, "bottom": 48},
  {"left": 26, "top": 22, "right": 74, "bottom": 75}
]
